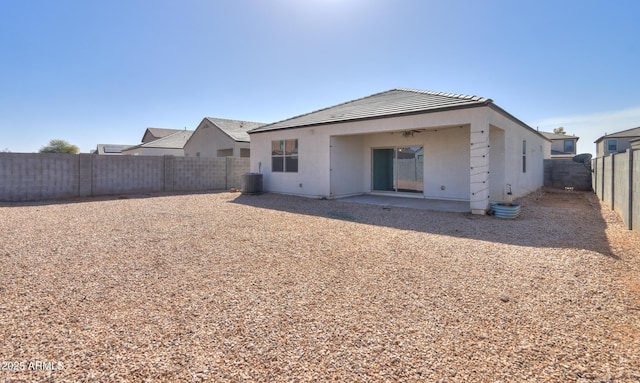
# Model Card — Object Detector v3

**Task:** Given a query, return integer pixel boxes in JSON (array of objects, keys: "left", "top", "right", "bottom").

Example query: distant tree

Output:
[
  {"left": 39, "top": 139, "right": 80, "bottom": 154},
  {"left": 1, "top": 148, "right": 10, "bottom": 152},
  {"left": 553, "top": 127, "right": 567, "bottom": 135}
]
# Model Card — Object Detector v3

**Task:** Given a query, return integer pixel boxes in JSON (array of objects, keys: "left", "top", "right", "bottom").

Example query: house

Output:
[
  {"left": 141, "top": 128, "right": 184, "bottom": 144},
  {"left": 594, "top": 127, "right": 640, "bottom": 157},
  {"left": 248, "top": 88, "right": 549, "bottom": 215},
  {"left": 539, "top": 131, "right": 579, "bottom": 158},
  {"left": 184, "top": 117, "right": 266, "bottom": 158},
  {"left": 121, "top": 130, "right": 194, "bottom": 156},
  {"left": 93, "top": 144, "right": 131, "bottom": 155}
]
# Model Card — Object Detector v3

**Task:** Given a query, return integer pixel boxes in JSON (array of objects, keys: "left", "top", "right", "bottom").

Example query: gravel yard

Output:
[{"left": 1, "top": 189, "right": 639, "bottom": 382}]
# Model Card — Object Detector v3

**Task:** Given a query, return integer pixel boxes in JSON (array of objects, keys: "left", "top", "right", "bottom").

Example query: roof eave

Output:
[
  {"left": 486, "top": 104, "right": 551, "bottom": 142},
  {"left": 249, "top": 101, "right": 493, "bottom": 135}
]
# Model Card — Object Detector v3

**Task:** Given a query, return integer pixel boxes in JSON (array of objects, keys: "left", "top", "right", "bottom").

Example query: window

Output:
[
  {"left": 272, "top": 139, "right": 298, "bottom": 172},
  {"left": 217, "top": 149, "right": 233, "bottom": 157},
  {"left": 522, "top": 140, "right": 526, "bottom": 173},
  {"left": 564, "top": 140, "right": 574, "bottom": 153},
  {"left": 607, "top": 139, "right": 618, "bottom": 152}
]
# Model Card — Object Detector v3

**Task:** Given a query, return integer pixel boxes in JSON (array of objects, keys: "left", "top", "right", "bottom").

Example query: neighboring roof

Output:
[
  {"left": 124, "top": 130, "right": 194, "bottom": 151},
  {"left": 551, "top": 149, "right": 575, "bottom": 156},
  {"left": 594, "top": 127, "right": 640, "bottom": 143},
  {"left": 540, "top": 131, "right": 579, "bottom": 141},
  {"left": 94, "top": 144, "right": 132, "bottom": 155},
  {"left": 204, "top": 117, "right": 266, "bottom": 142},
  {"left": 142, "top": 128, "right": 183, "bottom": 142}
]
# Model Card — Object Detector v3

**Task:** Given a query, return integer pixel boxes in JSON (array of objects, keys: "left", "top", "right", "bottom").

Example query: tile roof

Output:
[
  {"left": 249, "top": 88, "right": 492, "bottom": 133},
  {"left": 205, "top": 118, "right": 266, "bottom": 142},
  {"left": 540, "top": 131, "right": 579, "bottom": 140},
  {"left": 143, "top": 128, "right": 183, "bottom": 141},
  {"left": 126, "top": 130, "right": 194, "bottom": 151},
  {"left": 594, "top": 126, "right": 640, "bottom": 143},
  {"left": 95, "top": 144, "right": 132, "bottom": 155}
]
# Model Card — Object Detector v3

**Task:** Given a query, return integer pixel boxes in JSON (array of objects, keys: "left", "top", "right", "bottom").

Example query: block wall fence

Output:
[
  {"left": 543, "top": 159, "right": 593, "bottom": 191},
  {"left": 0, "top": 153, "right": 249, "bottom": 202},
  {"left": 592, "top": 148, "right": 639, "bottom": 232}
]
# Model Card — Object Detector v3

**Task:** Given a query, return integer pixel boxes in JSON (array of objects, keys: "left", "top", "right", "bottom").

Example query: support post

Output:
[
  {"left": 611, "top": 154, "right": 615, "bottom": 210},
  {"left": 628, "top": 149, "right": 633, "bottom": 230},
  {"left": 470, "top": 121, "right": 490, "bottom": 214},
  {"left": 78, "top": 153, "right": 93, "bottom": 197},
  {"left": 163, "top": 155, "right": 175, "bottom": 192}
]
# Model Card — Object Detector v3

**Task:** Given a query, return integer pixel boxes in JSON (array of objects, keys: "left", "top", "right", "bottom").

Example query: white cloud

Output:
[{"left": 532, "top": 106, "right": 640, "bottom": 157}]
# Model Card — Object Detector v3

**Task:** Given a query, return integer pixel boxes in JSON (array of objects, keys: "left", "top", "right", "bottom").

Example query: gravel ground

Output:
[{"left": 1, "top": 189, "right": 639, "bottom": 382}]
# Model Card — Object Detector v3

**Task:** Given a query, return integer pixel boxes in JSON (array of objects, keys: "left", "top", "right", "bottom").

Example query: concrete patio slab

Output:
[{"left": 339, "top": 194, "right": 470, "bottom": 213}]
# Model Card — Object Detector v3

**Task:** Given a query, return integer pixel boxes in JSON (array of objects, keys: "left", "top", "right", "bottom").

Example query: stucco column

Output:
[{"left": 470, "top": 120, "right": 490, "bottom": 214}]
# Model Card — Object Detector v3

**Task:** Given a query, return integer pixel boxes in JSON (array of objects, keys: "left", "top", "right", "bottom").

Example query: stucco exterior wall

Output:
[
  {"left": 489, "top": 126, "right": 506, "bottom": 201},
  {"left": 250, "top": 106, "right": 547, "bottom": 207},
  {"left": 330, "top": 135, "right": 366, "bottom": 197},
  {"left": 184, "top": 121, "right": 250, "bottom": 158},
  {"left": 488, "top": 110, "right": 546, "bottom": 198},
  {"left": 359, "top": 127, "right": 470, "bottom": 200},
  {"left": 549, "top": 137, "right": 577, "bottom": 155},
  {"left": 597, "top": 138, "right": 636, "bottom": 157}
]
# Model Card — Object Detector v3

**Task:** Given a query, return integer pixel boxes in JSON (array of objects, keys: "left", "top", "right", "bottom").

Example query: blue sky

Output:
[{"left": 1, "top": 0, "right": 639, "bottom": 156}]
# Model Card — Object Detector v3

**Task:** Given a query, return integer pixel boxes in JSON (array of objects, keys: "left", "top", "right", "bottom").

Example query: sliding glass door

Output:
[{"left": 372, "top": 147, "right": 424, "bottom": 193}]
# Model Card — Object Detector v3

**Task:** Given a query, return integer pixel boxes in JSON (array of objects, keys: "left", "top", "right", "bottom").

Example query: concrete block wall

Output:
[
  {"left": 0, "top": 153, "right": 250, "bottom": 202},
  {"left": 593, "top": 149, "right": 638, "bottom": 231},
  {"left": 92, "top": 155, "right": 165, "bottom": 195},
  {"left": 543, "top": 159, "right": 592, "bottom": 191},
  {"left": 613, "top": 153, "right": 630, "bottom": 225},
  {"left": 603, "top": 156, "right": 613, "bottom": 206},
  {"left": 226, "top": 157, "right": 251, "bottom": 190},
  {"left": 592, "top": 157, "right": 602, "bottom": 197},
  {"left": 173, "top": 157, "right": 227, "bottom": 191},
  {"left": 0, "top": 153, "right": 79, "bottom": 201},
  {"left": 633, "top": 152, "right": 640, "bottom": 231}
]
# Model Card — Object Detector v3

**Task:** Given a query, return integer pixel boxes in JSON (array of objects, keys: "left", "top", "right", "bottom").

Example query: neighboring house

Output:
[
  {"left": 121, "top": 130, "right": 194, "bottom": 156},
  {"left": 141, "top": 128, "right": 184, "bottom": 144},
  {"left": 93, "top": 144, "right": 131, "bottom": 155},
  {"left": 594, "top": 127, "right": 640, "bottom": 157},
  {"left": 184, "top": 117, "right": 266, "bottom": 158},
  {"left": 539, "top": 131, "right": 579, "bottom": 158},
  {"left": 248, "top": 88, "right": 549, "bottom": 215}
]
